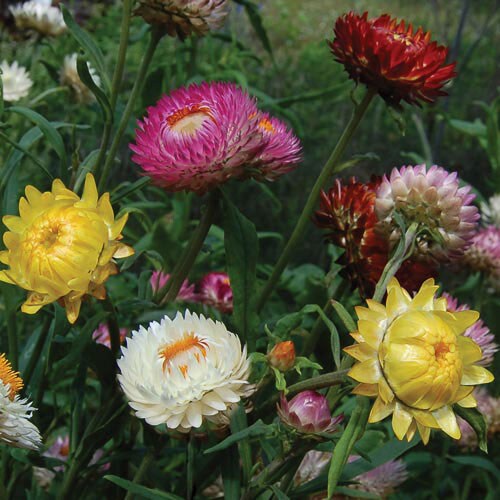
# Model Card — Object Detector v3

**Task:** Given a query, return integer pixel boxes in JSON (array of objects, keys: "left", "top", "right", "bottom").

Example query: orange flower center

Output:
[
  {"left": 391, "top": 32, "right": 414, "bottom": 46},
  {"left": 167, "top": 104, "right": 214, "bottom": 136},
  {"left": 258, "top": 117, "right": 276, "bottom": 134},
  {"left": 158, "top": 332, "right": 208, "bottom": 375},
  {"left": 0, "top": 354, "right": 23, "bottom": 399}
]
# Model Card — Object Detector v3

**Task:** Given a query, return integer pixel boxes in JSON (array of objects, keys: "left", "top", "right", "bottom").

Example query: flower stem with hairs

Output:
[{"left": 256, "top": 87, "right": 377, "bottom": 311}]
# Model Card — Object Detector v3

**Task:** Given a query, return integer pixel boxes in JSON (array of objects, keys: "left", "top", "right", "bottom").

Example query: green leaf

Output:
[
  {"left": 454, "top": 405, "right": 488, "bottom": 453},
  {"left": 6, "top": 107, "right": 68, "bottom": 167},
  {"left": 76, "top": 55, "right": 112, "bottom": 122},
  {"left": 447, "top": 455, "right": 500, "bottom": 477},
  {"left": 204, "top": 420, "right": 275, "bottom": 454},
  {"left": 330, "top": 300, "right": 357, "bottom": 332},
  {"left": 268, "top": 485, "right": 290, "bottom": 499},
  {"left": 230, "top": 403, "right": 252, "bottom": 483},
  {"left": 61, "top": 5, "right": 110, "bottom": 91},
  {"left": 221, "top": 443, "right": 241, "bottom": 499},
  {"left": 233, "top": 0, "right": 273, "bottom": 56},
  {"left": 448, "top": 118, "right": 487, "bottom": 137},
  {"left": 104, "top": 476, "right": 183, "bottom": 499},
  {"left": 293, "top": 356, "right": 322, "bottom": 375},
  {"left": 271, "top": 366, "right": 287, "bottom": 391},
  {"left": 111, "top": 177, "right": 152, "bottom": 204},
  {"left": 223, "top": 193, "right": 259, "bottom": 350}
]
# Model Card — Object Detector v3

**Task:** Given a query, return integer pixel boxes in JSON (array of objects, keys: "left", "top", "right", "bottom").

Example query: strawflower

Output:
[
  {"left": 0, "top": 174, "right": 134, "bottom": 323},
  {"left": 130, "top": 82, "right": 300, "bottom": 194},
  {"left": 150, "top": 270, "right": 197, "bottom": 303},
  {"left": 376, "top": 165, "right": 479, "bottom": 261},
  {"left": 135, "top": 0, "right": 230, "bottom": 39},
  {"left": 10, "top": 0, "right": 66, "bottom": 37},
  {"left": 463, "top": 226, "right": 500, "bottom": 283},
  {"left": 314, "top": 178, "right": 436, "bottom": 296},
  {"left": 0, "top": 353, "right": 41, "bottom": 450},
  {"left": 117, "top": 311, "right": 251, "bottom": 431},
  {"left": 345, "top": 278, "right": 494, "bottom": 444},
  {"left": 60, "top": 53, "right": 102, "bottom": 104},
  {"left": 481, "top": 194, "right": 500, "bottom": 226},
  {"left": 198, "top": 271, "right": 233, "bottom": 313},
  {"left": 268, "top": 341, "right": 296, "bottom": 372},
  {"left": 92, "top": 323, "right": 128, "bottom": 350},
  {"left": 277, "top": 390, "right": 343, "bottom": 434},
  {"left": 0, "top": 60, "right": 33, "bottom": 102},
  {"left": 329, "top": 11, "right": 456, "bottom": 106},
  {"left": 443, "top": 294, "right": 498, "bottom": 367}
]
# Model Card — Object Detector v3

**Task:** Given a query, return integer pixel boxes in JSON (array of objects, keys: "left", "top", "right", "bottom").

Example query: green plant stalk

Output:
[
  {"left": 124, "top": 451, "right": 155, "bottom": 500},
  {"left": 98, "top": 27, "right": 163, "bottom": 191},
  {"left": 256, "top": 87, "right": 377, "bottom": 311},
  {"left": 327, "top": 396, "right": 370, "bottom": 497},
  {"left": 302, "top": 299, "right": 332, "bottom": 357},
  {"left": 92, "top": 0, "right": 133, "bottom": 178},
  {"left": 372, "top": 222, "right": 418, "bottom": 302},
  {"left": 159, "top": 192, "right": 219, "bottom": 304}
]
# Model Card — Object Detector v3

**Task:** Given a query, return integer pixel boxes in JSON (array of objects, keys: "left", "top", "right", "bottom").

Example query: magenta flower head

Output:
[
  {"left": 443, "top": 293, "right": 498, "bottom": 367},
  {"left": 463, "top": 226, "right": 500, "bottom": 286},
  {"left": 130, "top": 82, "right": 301, "bottom": 194},
  {"left": 198, "top": 272, "right": 233, "bottom": 313},
  {"left": 375, "top": 165, "right": 479, "bottom": 261},
  {"left": 277, "top": 390, "right": 343, "bottom": 434},
  {"left": 92, "top": 323, "right": 128, "bottom": 350},
  {"left": 150, "top": 270, "right": 197, "bottom": 303}
]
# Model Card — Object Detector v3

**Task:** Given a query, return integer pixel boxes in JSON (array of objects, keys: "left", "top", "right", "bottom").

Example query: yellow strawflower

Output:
[
  {"left": 345, "top": 278, "right": 494, "bottom": 444},
  {"left": 0, "top": 174, "right": 133, "bottom": 323}
]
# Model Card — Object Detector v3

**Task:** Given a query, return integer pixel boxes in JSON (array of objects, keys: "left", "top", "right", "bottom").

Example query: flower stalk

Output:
[{"left": 257, "top": 87, "right": 376, "bottom": 311}]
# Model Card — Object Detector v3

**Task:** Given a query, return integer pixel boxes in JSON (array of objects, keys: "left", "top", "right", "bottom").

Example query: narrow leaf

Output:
[
  {"left": 331, "top": 300, "right": 357, "bottom": 332},
  {"left": 454, "top": 405, "right": 488, "bottom": 453},
  {"left": 104, "top": 476, "right": 183, "bottom": 499}
]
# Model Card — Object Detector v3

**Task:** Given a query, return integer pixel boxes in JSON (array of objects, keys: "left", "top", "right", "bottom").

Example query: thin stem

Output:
[
  {"left": 124, "top": 451, "right": 154, "bottom": 500},
  {"left": 287, "top": 369, "right": 349, "bottom": 395},
  {"left": 98, "top": 27, "right": 163, "bottom": 191},
  {"left": 158, "top": 192, "right": 219, "bottom": 304},
  {"left": 92, "top": 0, "right": 133, "bottom": 176},
  {"left": 302, "top": 299, "right": 332, "bottom": 357},
  {"left": 256, "top": 88, "right": 376, "bottom": 311}
]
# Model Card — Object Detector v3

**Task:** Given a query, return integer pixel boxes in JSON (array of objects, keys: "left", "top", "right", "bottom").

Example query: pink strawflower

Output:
[
  {"left": 277, "top": 390, "right": 343, "bottom": 434},
  {"left": 198, "top": 272, "right": 233, "bottom": 313},
  {"left": 247, "top": 112, "right": 302, "bottom": 181},
  {"left": 92, "top": 323, "right": 128, "bottom": 350},
  {"left": 443, "top": 293, "right": 498, "bottom": 367},
  {"left": 150, "top": 270, "right": 197, "bottom": 303},
  {"left": 375, "top": 165, "right": 479, "bottom": 261},
  {"left": 349, "top": 456, "right": 408, "bottom": 497},
  {"left": 463, "top": 226, "right": 500, "bottom": 285},
  {"left": 294, "top": 450, "right": 331, "bottom": 486},
  {"left": 458, "top": 388, "right": 500, "bottom": 450},
  {"left": 130, "top": 82, "right": 301, "bottom": 194}
]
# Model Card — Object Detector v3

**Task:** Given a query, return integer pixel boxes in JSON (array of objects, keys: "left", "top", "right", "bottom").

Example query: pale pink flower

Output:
[
  {"left": 150, "top": 270, "right": 197, "bottom": 303},
  {"left": 443, "top": 294, "right": 498, "bottom": 367},
  {"left": 92, "top": 323, "right": 128, "bottom": 350},
  {"left": 458, "top": 388, "right": 500, "bottom": 450},
  {"left": 375, "top": 165, "right": 479, "bottom": 260},
  {"left": 294, "top": 450, "right": 332, "bottom": 486},
  {"left": 463, "top": 226, "right": 500, "bottom": 286},
  {"left": 277, "top": 390, "right": 343, "bottom": 434},
  {"left": 198, "top": 272, "right": 233, "bottom": 313}
]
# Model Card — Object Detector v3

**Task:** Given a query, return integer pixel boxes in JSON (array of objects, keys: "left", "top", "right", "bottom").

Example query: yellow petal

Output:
[
  {"left": 411, "top": 282, "right": 439, "bottom": 311},
  {"left": 64, "top": 296, "right": 82, "bottom": 324},
  {"left": 2, "top": 215, "right": 25, "bottom": 233},
  {"left": 113, "top": 243, "right": 134, "bottom": 259},
  {"left": 435, "top": 310, "right": 480, "bottom": 336},
  {"left": 110, "top": 213, "right": 129, "bottom": 240},
  {"left": 369, "top": 397, "right": 394, "bottom": 423},
  {"left": 461, "top": 365, "right": 494, "bottom": 385},
  {"left": 348, "top": 358, "right": 381, "bottom": 384},
  {"left": 434, "top": 297, "right": 447, "bottom": 311},
  {"left": 357, "top": 320, "right": 384, "bottom": 349},
  {"left": 355, "top": 305, "right": 386, "bottom": 324},
  {"left": 432, "top": 405, "right": 461, "bottom": 439},
  {"left": 457, "top": 393, "right": 477, "bottom": 408},
  {"left": 0, "top": 271, "right": 16, "bottom": 284},
  {"left": 411, "top": 408, "right": 439, "bottom": 428},
  {"left": 0, "top": 251, "right": 9, "bottom": 265},
  {"left": 97, "top": 192, "right": 114, "bottom": 224},
  {"left": 352, "top": 383, "right": 378, "bottom": 397},
  {"left": 406, "top": 420, "right": 417, "bottom": 441},
  {"left": 344, "top": 343, "right": 376, "bottom": 362},
  {"left": 365, "top": 299, "right": 387, "bottom": 316},
  {"left": 386, "top": 282, "right": 411, "bottom": 319},
  {"left": 80, "top": 173, "right": 98, "bottom": 208},
  {"left": 457, "top": 336, "right": 483, "bottom": 365},
  {"left": 392, "top": 403, "right": 413, "bottom": 440},
  {"left": 416, "top": 422, "right": 431, "bottom": 444},
  {"left": 378, "top": 375, "right": 395, "bottom": 404}
]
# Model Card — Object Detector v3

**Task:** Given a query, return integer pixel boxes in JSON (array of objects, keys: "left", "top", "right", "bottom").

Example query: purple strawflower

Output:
[
  {"left": 198, "top": 272, "right": 233, "bottom": 313},
  {"left": 150, "top": 271, "right": 197, "bottom": 303}
]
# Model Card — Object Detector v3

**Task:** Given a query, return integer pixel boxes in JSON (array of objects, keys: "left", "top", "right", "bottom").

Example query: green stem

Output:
[
  {"left": 302, "top": 299, "right": 332, "bottom": 357},
  {"left": 256, "top": 87, "right": 376, "bottom": 312},
  {"left": 158, "top": 192, "right": 219, "bottom": 304},
  {"left": 92, "top": 0, "right": 133, "bottom": 177},
  {"left": 98, "top": 27, "right": 163, "bottom": 191},
  {"left": 124, "top": 452, "right": 154, "bottom": 500}
]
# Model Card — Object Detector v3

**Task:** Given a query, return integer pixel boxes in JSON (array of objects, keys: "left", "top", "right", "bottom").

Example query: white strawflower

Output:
[
  {"left": 60, "top": 53, "right": 101, "bottom": 104},
  {"left": 10, "top": 0, "right": 66, "bottom": 37},
  {"left": 0, "top": 61, "right": 33, "bottom": 102},
  {"left": 481, "top": 194, "right": 500, "bottom": 227},
  {"left": 0, "top": 354, "right": 41, "bottom": 450},
  {"left": 118, "top": 311, "right": 251, "bottom": 431}
]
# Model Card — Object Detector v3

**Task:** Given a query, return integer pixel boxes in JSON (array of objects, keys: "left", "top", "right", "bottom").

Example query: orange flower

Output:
[{"left": 268, "top": 341, "right": 296, "bottom": 372}]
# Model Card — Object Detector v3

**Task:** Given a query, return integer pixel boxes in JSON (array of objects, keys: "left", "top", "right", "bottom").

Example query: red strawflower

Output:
[
  {"left": 314, "top": 178, "right": 436, "bottom": 297},
  {"left": 329, "top": 12, "right": 457, "bottom": 106}
]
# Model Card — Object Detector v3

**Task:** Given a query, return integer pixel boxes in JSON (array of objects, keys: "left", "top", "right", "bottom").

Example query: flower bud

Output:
[
  {"left": 268, "top": 341, "right": 296, "bottom": 372},
  {"left": 277, "top": 390, "right": 343, "bottom": 434}
]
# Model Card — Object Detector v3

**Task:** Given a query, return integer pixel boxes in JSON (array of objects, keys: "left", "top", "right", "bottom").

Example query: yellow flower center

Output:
[
  {"left": 258, "top": 117, "right": 276, "bottom": 134},
  {"left": 0, "top": 354, "right": 23, "bottom": 400},
  {"left": 380, "top": 311, "right": 463, "bottom": 411},
  {"left": 167, "top": 104, "right": 214, "bottom": 136},
  {"left": 158, "top": 331, "right": 208, "bottom": 375}
]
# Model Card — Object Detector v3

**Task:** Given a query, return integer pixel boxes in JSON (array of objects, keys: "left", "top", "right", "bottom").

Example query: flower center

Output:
[
  {"left": 167, "top": 104, "right": 213, "bottom": 136},
  {"left": 258, "top": 117, "right": 276, "bottom": 134},
  {"left": 0, "top": 354, "right": 23, "bottom": 400},
  {"left": 158, "top": 331, "right": 208, "bottom": 375}
]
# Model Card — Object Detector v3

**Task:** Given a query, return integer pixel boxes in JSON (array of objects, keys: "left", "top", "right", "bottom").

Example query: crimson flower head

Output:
[
  {"left": 277, "top": 390, "right": 343, "bottom": 434},
  {"left": 329, "top": 12, "right": 457, "bottom": 106},
  {"left": 198, "top": 272, "right": 233, "bottom": 313}
]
